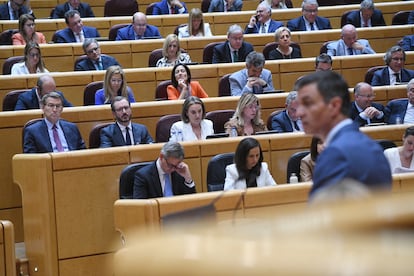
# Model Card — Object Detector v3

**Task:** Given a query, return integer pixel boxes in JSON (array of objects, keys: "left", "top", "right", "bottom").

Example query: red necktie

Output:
[{"left": 170, "top": 7, "right": 175, "bottom": 14}]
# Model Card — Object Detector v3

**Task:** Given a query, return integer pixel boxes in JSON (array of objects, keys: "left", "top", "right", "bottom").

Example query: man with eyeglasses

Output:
[
  {"left": 349, "top": 82, "right": 384, "bottom": 127},
  {"left": 100, "top": 96, "right": 153, "bottom": 148},
  {"left": 75, "top": 38, "right": 119, "bottom": 71},
  {"left": 371, "top": 46, "right": 414, "bottom": 86},
  {"left": 115, "top": 12, "right": 161, "bottom": 41},
  {"left": 287, "top": 0, "right": 331, "bottom": 32},
  {"left": 344, "top": 0, "right": 386, "bottom": 28},
  {"left": 384, "top": 79, "right": 414, "bottom": 125},
  {"left": 244, "top": 2, "right": 283, "bottom": 34},
  {"left": 271, "top": 91, "right": 303, "bottom": 133},
  {"left": 53, "top": 10, "right": 100, "bottom": 43},
  {"left": 133, "top": 141, "right": 196, "bottom": 199},
  {"left": 51, "top": 0, "right": 95, "bottom": 19},
  {"left": 23, "top": 92, "right": 85, "bottom": 153},
  {"left": 0, "top": 0, "right": 34, "bottom": 20}
]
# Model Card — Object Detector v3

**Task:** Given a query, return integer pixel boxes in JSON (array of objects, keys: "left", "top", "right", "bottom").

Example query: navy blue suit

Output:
[
  {"left": 271, "top": 110, "right": 294, "bottom": 132},
  {"left": 133, "top": 161, "right": 196, "bottom": 199},
  {"left": 212, "top": 41, "right": 254, "bottom": 64},
  {"left": 402, "top": 35, "right": 414, "bottom": 52},
  {"left": 408, "top": 11, "right": 414, "bottom": 24},
  {"left": 51, "top": 2, "right": 95, "bottom": 19},
  {"left": 100, "top": 123, "right": 153, "bottom": 147},
  {"left": 74, "top": 55, "right": 119, "bottom": 71},
  {"left": 15, "top": 88, "right": 72, "bottom": 111},
  {"left": 0, "top": 2, "right": 34, "bottom": 20},
  {"left": 371, "top": 67, "right": 414, "bottom": 86},
  {"left": 310, "top": 122, "right": 392, "bottom": 198},
  {"left": 287, "top": 16, "right": 332, "bottom": 32},
  {"left": 344, "top": 10, "right": 386, "bottom": 27},
  {"left": 152, "top": 0, "right": 188, "bottom": 15},
  {"left": 349, "top": 102, "right": 384, "bottom": 126},
  {"left": 53, "top": 26, "right": 100, "bottom": 43},
  {"left": 384, "top": 98, "right": 409, "bottom": 125},
  {"left": 208, "top": 0, "right": 242, "bottom": 12},
  {"left": 115, "top": 24, "right": 161, "bottom": 40},
  {"left": 23, "top": 119, "right": 85, "bottom": 153},
  {"left": 244, "top": 20, "right": 284, "bottom": 34}
]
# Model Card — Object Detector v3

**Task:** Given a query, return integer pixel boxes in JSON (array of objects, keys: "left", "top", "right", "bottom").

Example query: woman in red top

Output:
[
  {"left": 167, "top": 63, "right": 209, "bottom": 100},
  {"left": 12, "top": 14, "right": 46, "bottom": 45}
]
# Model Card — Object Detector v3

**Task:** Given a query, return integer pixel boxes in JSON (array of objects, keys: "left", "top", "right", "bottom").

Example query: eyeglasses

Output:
[
  {"left": 133, "top": 23, "right": 146, "bottom": 27},
  {"left": 86, "top": 47, "right": 99, "bottom": 54},
  {"left": 46, "top": 103, "right": 62, "bottom": 109},
  {"left": 391, "top": 57, "right": 404, "bottom": 62},
  {"left": 358, "top": 94, "right": 375, "bottom": 99},
  {"left": 304, "top": 9, "right": 317, "bottom": 14},
  {"left": 164, "top": 158, "right": 180, "bottom": 170},
  {"left": 110, "top": 78, "right": 123, "bottom": 84},
  {"left": 25, "top": 23, "right": 35, "bottom": 28},
  {"left": 114, "top": 106, "right": 130, "bottom": 112}
]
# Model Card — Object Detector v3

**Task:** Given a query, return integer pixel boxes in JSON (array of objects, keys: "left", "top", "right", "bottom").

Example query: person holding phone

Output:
[{"left": 245, "top": 2, "right": 283, "bottom": 34}]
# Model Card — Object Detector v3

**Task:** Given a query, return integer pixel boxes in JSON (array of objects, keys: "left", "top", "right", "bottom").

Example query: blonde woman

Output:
[
  {"left": 12, "top": 14, "right": 46, "bottom": 45},
  {"left": 11, "top": 42, "right": 49, "bottom": 75},
  {"left": 178, "top": 8, "right": 212, "bottom": 38},
  {"left": 266, "top": 0, "right": 289, "bottom": 9},
  {"left": 268, "top": 27, "right": 302, "bottom": 60},
  {"left": 156, "top": 34, "right": 191, "bottom": 67}
]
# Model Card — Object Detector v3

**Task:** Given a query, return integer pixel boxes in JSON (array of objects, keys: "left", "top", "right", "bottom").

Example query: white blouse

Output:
[
  {"left": 11, "top": 61, "right": 49, "bottom": 75},
  {"left": 177, "top": 23, "right": 213, "bottom": 38},
  {"left": 384, "top": 146, "right": 414, "bottom": 174},
  {"left": 169, "top": 119, "right": 214, "bottom": 142}
]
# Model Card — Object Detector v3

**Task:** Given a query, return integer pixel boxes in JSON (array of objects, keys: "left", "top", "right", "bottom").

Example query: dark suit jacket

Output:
[
  {"left": 271, "top": 110, "right": 293, "bottom": 132},
  {"left": 208, "top": 0, "right": 242, "bottom": 12},
  {"left": 310, "top": 122, "right": 392, "bottom": 198},
  {"left": 345, "top": 10, "right": 386, "bottom": 27},
  {"left": 287, "top": 16, "right": 332, "bottom": 32},
  {"left": 100, "top": 123, "right": 153, "bottom": 147},
  {"left": 74, "top": 55, "right": 119, "bottom": 71},
  {"left": 15, "top": 88, "right": 73, "bottom": 110},
  {"left": 371, "top": 67, "right": 414, "bottom": 86},
  {"left": 152, "top": 0, "right": 188, "bottom": 15},
  {"left": 23, "top": 119, "right": 85, "bottom": 153},
  {"left": 0, "top": 3, "right": 33, "bottom": 20},
  {"left": 51, "top": 2, "right": 95, "bottom": 19},
  {"left": 244, "top": 19, "right": 284, "bottom": 34},
  {"left": 212, "top": 41, "right": 254, "bottom": 64},
  {"left": 384, "top": 98, "right": 408, "bottom": 124},
  {"left": 54, "top": 26, "right": 100, "bottom": 43},
  {"left": 133, "top": 161, "right": 196, "bottom": 199},
  {"left": 402, "top": 35, "right": 414, "bottom": 52},
  {"left": 115, "top": 24, "right": 161, "bottom": 40},
  {"left": 349, "top": 101, "right": 384, "bottom": 126},
  {"left": 408, "top": 11, "right": 414, "bottom": 24}
]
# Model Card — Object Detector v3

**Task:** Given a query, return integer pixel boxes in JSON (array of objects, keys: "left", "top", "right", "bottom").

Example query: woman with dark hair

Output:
[
  {"left": 167, "top": 63, "right": 209, "bottom": 100},
  {"left": 224, "top": 137, "right": 276, "bottom": 190},
  {"left": 13, "top": 14, "right": 46, "bottom": 45},
  {"left": 169, "top": 96, "right": 214, "bottom": 142},
  {"left": 384, "top": 126, "right": 414, "bottom": 173},
  {"left": 300, "top": 137, "right": 325, "bottom": 182},
  {"left": 11, "top": 42, "right": 49, "bottom": 75}
]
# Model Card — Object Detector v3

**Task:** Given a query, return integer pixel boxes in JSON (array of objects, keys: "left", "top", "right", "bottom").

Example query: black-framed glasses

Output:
[
  {"left": 164, "top": 158, "right": 180, "bottom": 170},
  {"left": 86, "top": 47, "right": 99, "bottom": 54}
]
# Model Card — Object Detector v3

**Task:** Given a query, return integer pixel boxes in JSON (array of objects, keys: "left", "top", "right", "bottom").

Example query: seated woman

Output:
[
  {"left": 11, "top": 42, "right": 49, "bottom": 75},
  {"left": 167, "top": 63, "right": 209, "bottom": 100},
  {"left": 12, "top": 14, "right": 46, "bottom": 45},
  {"left": 384, "top": 126, "right": 414, "bottom": 173},
  {"left": 169, "top": 96, "right": 214, "bottom": 142},
  {"left": 224, "top": 137, "right": 276, "bottom": 190},
  {"left": 300, "top": 137, "right": 325, "bottom": 182},
  {"left": 268, "top": 27, "right": 302, "bottom": 60},
  {"left": 224, "top": 93, "right": 267, "bottom": 136},
  {"left": 156, "top": 34, "right": 192, "bottom": 67},
  {"left": 177, "top": 8, "right": 213, "bottom": 38},
  {"left": 95, "top": 65, "right": 135, "bottom": 105},
  {"left": 266, "top": 0, "right": 290, "bottom": 9}
]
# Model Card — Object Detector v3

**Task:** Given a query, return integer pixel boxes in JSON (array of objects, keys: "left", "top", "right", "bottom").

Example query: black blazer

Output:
[
  {"left": 345, "top": 10, "right": 386, "bottom": 27},
  {"left": 51, "top": 2, "right": 95, "bottom": 18},
  {"left": 271, "top": 110, "right": 293, "bottom": 132},
  {"left": 349, "top": 101, "right": 385, "bottom": 126},
  {"left": 75, "top": 55, "right": 120, "bottom": 71},
  {"left": 0, "top": 3, "right": 34, "bottom": 20},
  {"left": 100, "top": 123, "right": 153, "bottom": 147},
  {"left": 212, "top": 41, "right": 254, "bottom": 64},
  {"left": 15, "top": 88, "right": 72, "bottom": 110}
]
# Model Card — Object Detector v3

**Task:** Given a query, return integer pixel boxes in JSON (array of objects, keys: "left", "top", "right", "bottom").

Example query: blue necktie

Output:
[
  {"left": 347, "top": 47, "right": 353, "bottom": 55},
  {"left": 164, "top": 173, "right": 173, "bottom": 197},
  {"left": 310, "top": 23, "right": 314, "bottom": 31}
]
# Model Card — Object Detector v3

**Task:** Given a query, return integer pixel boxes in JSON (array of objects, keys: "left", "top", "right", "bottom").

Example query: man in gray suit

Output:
[
  {"left": 229, "top": 51, "right": 275, "bottom": 96},
  {"left": 327, "top": 24, "right": 375, "bottom": 57}
]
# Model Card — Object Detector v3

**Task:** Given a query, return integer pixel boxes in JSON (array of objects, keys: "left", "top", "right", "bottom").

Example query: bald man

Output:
[
  {"left": 115, "top": 12, "right": 161, "bottom": 40},
  {"left": 327, "top": 24, "right": 375, "bottom": 56},
  {"left": 349, "top": 82, "right": 384, "bottom": 126}
]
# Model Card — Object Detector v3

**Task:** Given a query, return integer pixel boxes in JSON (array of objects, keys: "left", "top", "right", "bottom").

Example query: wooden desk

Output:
[{"left": 0, "top": 220, "right": 16, "bottom": 276}]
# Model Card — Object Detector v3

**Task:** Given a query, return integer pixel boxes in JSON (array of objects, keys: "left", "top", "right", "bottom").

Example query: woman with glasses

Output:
[
  {"left": 95, "top": 65, "right": 135, "bottom": 105},
  {"left": 268, "top": 27, "right": 302, "bottom": 60},
  {"left": 224, "top": 93, "right": 267, "bottom": 136},
  {"left": 177, "top": 8, "right": 212, "bottom": 38},
  {"left": 156, "top": 34, "right": 191, "bottom": 67},
  {"left": 13, "top": 14, "right": 46, "bottom": 45},
  {"left": 11, "top": 42, "right": 49, "bottom": 75}
]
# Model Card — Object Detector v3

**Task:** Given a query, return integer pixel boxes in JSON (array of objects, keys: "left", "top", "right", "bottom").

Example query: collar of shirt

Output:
[
  {"left": 325, "top": 118, "right": 353, "bottom": 147},
  {"left": 387, "top": 67, "right": 401, "bottom": 84},
  {"left": 116, "top": 121, "right": 132, "bottom": 132},
  {"left": 44, "top": 118, "right": 61, "bottom": 129},
  {"left": 303, "top": 16, "right": 317, "bottom": 31},
  {"left": 359, "top": 12, "right": 371, "bottom": 27}
]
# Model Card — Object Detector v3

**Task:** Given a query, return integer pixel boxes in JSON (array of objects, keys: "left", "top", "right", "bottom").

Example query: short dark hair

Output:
[
  {"left": 161, "top": 141, "right": 185, "bottom": 160},
  {"left": 315, "top": 53, "right": 332, "bottom": 66},
  {"left": 64, "top": 9, "right": 80, "bottom": 25},
  {"left": 234, "top": 137, "right": 263, "bottom": 179},
  {"left": 181, "top": 96, "right": 205, "bottom": 123},
  {"left": 171, "top": 63, "right": 192, "bottom": 88},
  {"left": 41, "top": 91, "right": 63, "bottom": 106},
  {"left": 110, "top": 96, "right": 130, "bottom": 112},
  {"left": 404, "top": 126, "right": 414, "bottom": 138}
]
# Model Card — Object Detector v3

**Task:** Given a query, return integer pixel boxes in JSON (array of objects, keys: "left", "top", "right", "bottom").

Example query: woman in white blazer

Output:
[{"left": 224, "top": 137, "right": 276, "bottom": 190}]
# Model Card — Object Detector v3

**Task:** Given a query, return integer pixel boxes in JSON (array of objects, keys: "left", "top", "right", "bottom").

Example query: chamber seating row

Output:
[{"left": 0, "top": 220, "right": 16, "bottom": 276}]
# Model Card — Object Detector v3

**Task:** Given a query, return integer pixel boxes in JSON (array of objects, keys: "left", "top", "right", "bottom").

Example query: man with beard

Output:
[{"left": 100, "top": 96, "right": 153, "bottom": 147}]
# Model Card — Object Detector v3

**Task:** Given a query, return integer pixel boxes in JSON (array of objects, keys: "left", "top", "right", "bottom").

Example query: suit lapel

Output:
[
  {"left": 151, "top": 162, "right": 163, "bottom": 197},
  {"left": 40, "top": 120, "right": 53, "bottom": 152},
  {"left": 113, "top": 124, "right": 126, "bottom": 146}
]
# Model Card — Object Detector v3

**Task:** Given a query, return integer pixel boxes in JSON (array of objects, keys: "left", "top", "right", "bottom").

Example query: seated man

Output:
[
  {"left": 100, "top": 96, "right": 153, "bottom": 147},
  {"left": 244, "top": 2, "right": 283, "bottom": 34},
  {"left": 344, "top": 0, "right": 385, "bottom": 28},
  {"left": 350, "top": 82, "right": 384, "bottom": 126},
  {"left": 116, "top": 12, "right": 161, "bottom": 40},
  {"left": 208, "top": 0, "right": 242, "bottom": 12},
  {"left": 133, "top": 141, "right": 196, "bottom": 199},
  {"left": 402, "top": 34, "right": 414, "bottom": 51},
  {"left": 409, "top": 10, "right": 414, "bottom": 24},
  {"left": 0, "top": 0, "right": 34, "bottom": 20},
  {"left": 287, "top": 0, "right": 331, "bottom": 32},
  {"left": 327, "top": 24, "right": 376, "bottom": 56},
  {"left": 23, "top": 92, "right": 85, "bottom": 153},
  {"left": 229, "top": 51, "right": 274, "bottom": 96},
  {"left": 212, "top": 24, "right": 254, "bottom": 64},
  {"left": 54, "top": 10, "right": 100, "bottom": 43},
  {"left": 371, "top": 46, "right": 414, "bottom": 86},
  {"left": 75, "top": 38, "right": 120, "bottom": 71},
  {"left": 315, "top": 53, "right": 332, "bottom": 71},
  {"left": 152, "top": 0, "right": 187, "bottom": 15},
  {"left": 384, "top": 79, "right": 414, "bottom": 124},
  {"left": 271, "top": 91, "right": 303, "bottom": 132},
  {"left": 15, "top": 75, "right": 72, "bottom": 110},
  {"left": 51, "top": 0, "right": 95, "bottom": 19}
]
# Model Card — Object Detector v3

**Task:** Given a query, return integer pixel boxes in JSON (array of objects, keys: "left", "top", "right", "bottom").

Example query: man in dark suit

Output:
[
  {"left": 115, "top": 12, "right": 161, "bottom": 40},
  {"left": 287, "top": 0, "right": 332, "bottom": 32},
  {"left": 0, "top": 0, "right": 34, "bottom": 20},
  {"left": 23, "top": 92, "right": 85, "bottom": 153},
  {"left": 402, "top": 34, "right": 414, "bottom": 52},
  {"left": 75, "top": 38, "right": 119, "bottom": 71},
  {"left": 212, "top": 24, "right": 254, "bottom": 64},
  {"left": 53, "top": 10, "right": 100, "bottom": 43},
  {"left": 271, "top": 91, "right": 303, "bottom": 132},
  {"left": 152, "top": 0, "right": 187, "bottom": 15},
  {"left": 15, "top": 75, "right": 72, "bottom": 110},
  {"left": 51, "top": 0, "right": 95, "bottom": 19},
  {"left": 344, "top": 0, "right": 386, "bottom": 28},
  {"left": 349, "top": 82, "right": 384, "bottom": 126},
  {"left": 244, "top": 2, "right": 283, "bottom": 34},
  {"left": 384, "top": 79, "right": 414, "bottom": 124},
  {"left": 315, "top": 53, "right": 332, "bottom": 71},
  {"left": 100, "top": 96, "right": 153, "bottom": 147},
  {"left": 208, "top": 0, "right": 242, "bottom": 12},
  {"left": 371, "top": 46, "right": 414, "bottom": 86},
  {"left": 133, "top": 141, "right": 196, "bottom": 199},
  {"left": 409, "top": 10, "right": 414, "bottom": 24},
  {"left": 295, "top": 70, "right": 392, "bottom": 199}
]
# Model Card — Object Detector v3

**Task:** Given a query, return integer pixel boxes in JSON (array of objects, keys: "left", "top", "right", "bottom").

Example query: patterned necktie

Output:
[
  {"left": 261, "top": 23, "right": 266, "bottom": 34},
  {"left": 97, "top": 60, "right": 103, "bottom": 70},
  {"left": 76, "top": 32, "right": 84, "bottom": 42},
  {"left": 233, "top": 51, "right": 238, "bottom": 62},
  {"left": 394, "top": 73, "right": 401, "bottom": 83},
  {"left": 52, "top": 124, "right": 64, "bottom": 152},
  {"left": 125, "top": 126, "right": 132, "bottom": 145},
  {"left": 164, "top": 173, "right": 173, "bottom": 197}
]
